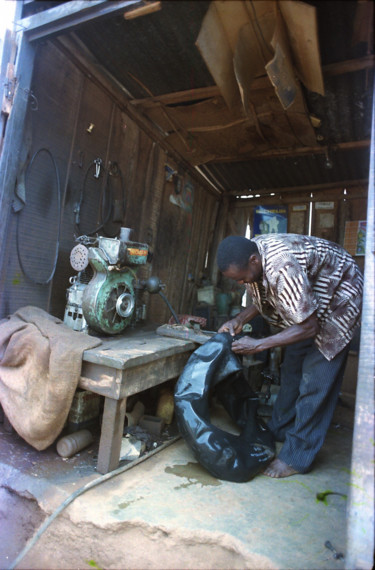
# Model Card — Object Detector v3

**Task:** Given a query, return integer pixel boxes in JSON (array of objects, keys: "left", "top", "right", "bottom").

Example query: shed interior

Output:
[
  {"left": 0, "top": 0, "right": 373, "bottom": 326},
  {"left": 0, "top": 1, "right": 373, "bottom": 568}
]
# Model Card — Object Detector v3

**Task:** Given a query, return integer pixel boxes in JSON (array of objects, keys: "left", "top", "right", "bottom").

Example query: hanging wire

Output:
[
  {"left": 74, "top": 159, "right": 126, "bottom": 236},
  {"left": 16, "top": 147, "right": 61, "bottom": 285}
]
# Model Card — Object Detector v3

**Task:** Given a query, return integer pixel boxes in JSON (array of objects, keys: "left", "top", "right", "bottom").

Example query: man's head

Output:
[{"left": 217, "top": 235, "right": 262, "bottom": 285}]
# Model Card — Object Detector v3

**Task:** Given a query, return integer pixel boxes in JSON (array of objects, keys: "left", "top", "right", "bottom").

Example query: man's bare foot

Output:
[{"left": 263, "top": 458, "right": 299, "bottom": 478}]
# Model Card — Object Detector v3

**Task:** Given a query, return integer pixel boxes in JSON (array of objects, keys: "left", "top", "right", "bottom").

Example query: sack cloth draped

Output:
[{"left": 0, "top": 306, "right": 101, "bottom": 450}]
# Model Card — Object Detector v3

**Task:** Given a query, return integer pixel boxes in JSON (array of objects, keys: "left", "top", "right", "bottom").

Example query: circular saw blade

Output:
[{"left": 70, "top": 244, "right": 89, "bottom": 271}]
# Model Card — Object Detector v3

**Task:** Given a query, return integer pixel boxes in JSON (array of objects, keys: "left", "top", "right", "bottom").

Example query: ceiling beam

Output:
[
  {"left": 209, "top": 140, "right": 371, "bottom": 163},
  {"left": 20, "top": 0, "right": 140, "bottom": 41},
  {"left": 323, "top": 55, "right": 375, "bottom": 77},
  {"left": 233, "top": 186, "right": 368, "bottom": 206},
  {"left": 131, "top": 85, "right": 223, "bottom": 108},
  {"left": 230, "top": 179, "right": 368, "bottom": 197},
  {"left": 52, "top": 36, "right": 222, "bottom": 199},
  {"left": 131, "top": 56, "right": 375, "bottom": 108}
]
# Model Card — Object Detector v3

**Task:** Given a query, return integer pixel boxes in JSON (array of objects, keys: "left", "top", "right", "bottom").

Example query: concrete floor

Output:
[{"left": 0, "top": 398, "right": 354, "bottom": 570}]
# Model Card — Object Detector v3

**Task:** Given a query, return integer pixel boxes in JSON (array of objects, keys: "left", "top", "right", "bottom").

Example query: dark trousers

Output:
[{"left": 267, "top": 339, "right": 350, "bottom": 473}]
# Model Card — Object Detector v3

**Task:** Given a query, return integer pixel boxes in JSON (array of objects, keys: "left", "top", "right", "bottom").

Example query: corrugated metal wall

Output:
[{"left": 0, "top": 40, "right": 219, "bottom": 324}]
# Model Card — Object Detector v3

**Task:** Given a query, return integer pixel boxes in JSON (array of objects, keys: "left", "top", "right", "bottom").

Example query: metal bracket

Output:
[{"left": 94, "top": 157, "right": 103, "bottom": 178}]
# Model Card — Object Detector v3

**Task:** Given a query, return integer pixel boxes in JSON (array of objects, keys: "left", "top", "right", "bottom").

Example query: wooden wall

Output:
[
  {"left": 229, "top": 184, "right": 368, "bottom": 255},
  {"left": 0, "top": 40, "right": 219, "bottom": 324}
]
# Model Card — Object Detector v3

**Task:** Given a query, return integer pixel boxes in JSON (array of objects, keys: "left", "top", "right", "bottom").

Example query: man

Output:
[{"left": 217, "top": 233, "right": 363, "bottom": 478}]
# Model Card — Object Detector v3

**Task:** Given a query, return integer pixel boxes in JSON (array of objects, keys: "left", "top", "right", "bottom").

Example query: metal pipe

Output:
[{"left": 158, "top": 291, "right": 181, "bottom": 325}]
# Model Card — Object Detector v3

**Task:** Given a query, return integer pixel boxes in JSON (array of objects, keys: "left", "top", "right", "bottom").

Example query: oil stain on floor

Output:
[{"left": 165, "top": 461, "right": 222, "bottom": 489}]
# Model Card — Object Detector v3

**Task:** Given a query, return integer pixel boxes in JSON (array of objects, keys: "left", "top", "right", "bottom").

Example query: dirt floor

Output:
[
  {"left": 1, "top": 481, "right": 273, "bottom": 570},
  {"left": 0, "top": 393, "right": 356, "bottom": 570},
  {"left": 0, "top": 487, "right": 46, "bottom": 570}
]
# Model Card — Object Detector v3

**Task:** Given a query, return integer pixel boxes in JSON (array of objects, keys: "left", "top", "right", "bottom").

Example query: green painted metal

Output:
[
  {"left": 82, "top": 248, "right": 136, "bottom": 335},
  {"left": 125, "top": 243, "right": 149, "bottom": 265}
]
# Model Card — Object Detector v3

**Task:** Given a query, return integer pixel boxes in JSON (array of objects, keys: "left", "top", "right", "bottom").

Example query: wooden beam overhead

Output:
[
  {"left": 52, "top": 36, "right": 223, "bottom": 199},
  {"left": 130, "top": 85, "right": 223, "bottom": 108},
  {"left": 230, "top": 178, "right": 368, "bottom": 197},
  {"left": 323, "top": 54, "right": 375, "bottom": 77},
  {"left": 233, "top": 187, "right": 368, "bottom": 207},
  {"left": 130, "top": 56, "right": 375, "bottom": 108},
  {"left": 21, "top": 0, "right": 139, "bottom": 41},
  {"left": 209, "top": 140, "right": 371, "bottom": 163}
]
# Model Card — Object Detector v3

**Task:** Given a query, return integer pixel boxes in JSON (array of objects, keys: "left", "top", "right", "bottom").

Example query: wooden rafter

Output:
[
  {"left": 52, "top": 36, "right": 223, "bottom": 198},
  {"left": 130, "top": 56, "right": 375, "bottom": 108},
  {"left": 211, "top": 140, "right": 371, "bottom": 162},
  {"left": 230, "top": 178, "right": 368, "bottom": 197}
]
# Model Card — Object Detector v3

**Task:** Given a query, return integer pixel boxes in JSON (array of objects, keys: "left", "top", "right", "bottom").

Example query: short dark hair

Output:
[{"left": 217, "top": 236, "right": 259, "bottom": 272}]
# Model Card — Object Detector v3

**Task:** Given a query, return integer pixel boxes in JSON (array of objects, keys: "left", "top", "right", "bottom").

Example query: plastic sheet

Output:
[{"left": 174, "top": 332, "right": 275, "bottom": 482}]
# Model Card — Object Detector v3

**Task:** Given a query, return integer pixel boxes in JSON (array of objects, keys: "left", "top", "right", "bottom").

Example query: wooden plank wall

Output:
[
  {"left": 1, "top": 40, "right": 219, "bottom": 325},
  {"left": 230, "top": 185, "right": 368, "bottom": 248}
]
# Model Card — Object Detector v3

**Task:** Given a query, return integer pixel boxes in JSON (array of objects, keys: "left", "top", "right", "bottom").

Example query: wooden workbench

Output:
[{"left": 79, "top": 329, "right": 195, "bottom": 474}]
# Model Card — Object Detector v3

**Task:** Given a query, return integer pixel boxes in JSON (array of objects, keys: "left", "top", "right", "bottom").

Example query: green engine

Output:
[{"left": 65, "top": 234, "right": 148, "bottom": 335}]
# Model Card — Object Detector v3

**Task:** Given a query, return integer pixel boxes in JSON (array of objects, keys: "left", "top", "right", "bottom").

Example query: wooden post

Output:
[
  {"left": 0, "top": 33, "right": 36, "bottom": 304},
  {"left": 209, "top": 196, "right": 230, "bottom": 286},
  {"left": 345, "top": 85, "right": 375, "bottom": 570},
  {"left": 97, "top": 396, "right": 127, "bottom": 474}
]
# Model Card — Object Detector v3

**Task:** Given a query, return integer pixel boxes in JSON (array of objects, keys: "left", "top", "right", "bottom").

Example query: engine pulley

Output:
[{"left": 116, "top": 292, "right": 135, "bottom": 318}]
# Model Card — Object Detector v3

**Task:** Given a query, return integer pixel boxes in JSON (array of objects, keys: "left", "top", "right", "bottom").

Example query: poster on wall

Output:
[
  {"left": 343, "top": 220, "right": 367, "bottom": 256},
  {"left": 289, "top": 204, "right": 308, "bottom": 235},
  {"left": 253, "top": 205, "right": 288, "bottom": 236}
]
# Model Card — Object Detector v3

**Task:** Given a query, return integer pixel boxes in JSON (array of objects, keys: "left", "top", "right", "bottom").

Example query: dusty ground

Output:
[
  {"left": 0, "top": 487, "right": 46, "bottom": 569},
  {"left": 0, "top": 398, "right": 355, "bottom": 570},
  {"left": 0, "top": 483, "right": 274, "bottom": 570}
]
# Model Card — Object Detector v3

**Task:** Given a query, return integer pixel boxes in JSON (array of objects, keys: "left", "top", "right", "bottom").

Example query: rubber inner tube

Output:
[{"left": 174, "top": 332, "right": 275, "bottom": 482}]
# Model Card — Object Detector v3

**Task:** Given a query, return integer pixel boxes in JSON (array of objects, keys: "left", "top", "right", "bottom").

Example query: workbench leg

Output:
[{"left": 97, "top": 397, "right": 127, "bottom": 474}]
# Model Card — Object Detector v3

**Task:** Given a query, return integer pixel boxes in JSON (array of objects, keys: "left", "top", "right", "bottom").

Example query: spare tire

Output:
[{"left": 174, "top": 332, "right": 275, "bottom": 482}]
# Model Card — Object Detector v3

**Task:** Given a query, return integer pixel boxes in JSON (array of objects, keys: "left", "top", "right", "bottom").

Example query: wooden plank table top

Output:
[
  {"left": 78, "top": 328, "right": 196, "bottom": 474},
  {"left": 82, "top": 327, "right": 196, "bottom": 369}
]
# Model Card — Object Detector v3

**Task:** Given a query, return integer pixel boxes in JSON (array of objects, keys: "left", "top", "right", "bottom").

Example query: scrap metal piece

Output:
[
  {"left": 156, "top": 324, "right": 215, "bottom": 344},
  {"left": 324, "top": 540, "right": 345, "bottom": 560}
]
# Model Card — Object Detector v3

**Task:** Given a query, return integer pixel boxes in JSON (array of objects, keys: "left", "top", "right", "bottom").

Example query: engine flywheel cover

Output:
[{"left": 82, "top": 270, "right": 135, "bottom": 335}]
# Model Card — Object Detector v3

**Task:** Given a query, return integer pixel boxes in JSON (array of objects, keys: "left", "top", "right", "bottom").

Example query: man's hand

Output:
[
  {"left": 218, "top": 317, "right": 243, "bottom": 336},
  {"left": 231, "top": 336, "right": 261, "bottom": 354}
]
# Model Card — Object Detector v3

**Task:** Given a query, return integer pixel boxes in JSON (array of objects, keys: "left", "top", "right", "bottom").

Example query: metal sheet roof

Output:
[
  {"left": 200, "top": 145, "right": 369, "bottom": 195},
  {"left": 20, "top": 0, "right": 374, "bottom": 199}
]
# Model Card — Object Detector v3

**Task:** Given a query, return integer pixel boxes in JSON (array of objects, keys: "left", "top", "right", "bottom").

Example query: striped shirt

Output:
[{"left": 246, "top": 234, "right": 363, "bottom": 360}]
